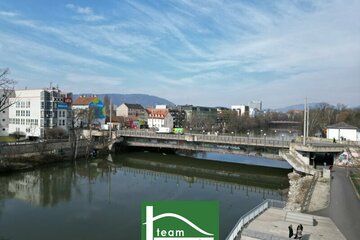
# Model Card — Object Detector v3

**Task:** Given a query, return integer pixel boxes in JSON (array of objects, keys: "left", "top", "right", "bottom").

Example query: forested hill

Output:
[{"left": 73, "top": 93, "right": 175, "bottom": 108}]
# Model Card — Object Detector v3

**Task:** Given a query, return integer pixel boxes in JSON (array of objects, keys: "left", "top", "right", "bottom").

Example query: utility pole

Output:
[
  {"left": 306, "top": 99, "right": 310, "bottom": 139},
  {"left": 109, "top": 99, "right": 112, "bottom": 139},
  {"left": 303, "top": 97, "right": 307, "bottom": 145}
]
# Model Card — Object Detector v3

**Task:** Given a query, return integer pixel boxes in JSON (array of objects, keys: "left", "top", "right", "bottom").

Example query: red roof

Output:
[
  {"left": 146, "top": 108, "right": 169, "bottom": 119},
  {"left": 73, "top": 96, "right": 99, "bottom": 105}
]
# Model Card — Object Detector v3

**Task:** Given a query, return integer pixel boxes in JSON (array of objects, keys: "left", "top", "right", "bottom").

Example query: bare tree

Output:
[
  {"left": 103, "top": 95, "right": 110, "bottom": 117},
  {"left": 0, "top": 68, "right": 16, "bottom": 112},
  {"left": 69, "top": 108, "right": 96, "bottom": 160}
]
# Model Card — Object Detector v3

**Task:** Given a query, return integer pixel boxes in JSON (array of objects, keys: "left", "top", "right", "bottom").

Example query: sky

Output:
[{"left": 0, "top": 0, "right": 359, "bottom": 108}]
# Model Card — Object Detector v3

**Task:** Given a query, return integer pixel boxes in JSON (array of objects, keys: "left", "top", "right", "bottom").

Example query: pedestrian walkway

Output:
[
  {"left": 313, "top": 166, "right": 360, "bottom": 240},
  {"left": 241, "top": 208, "right": 345, "bottom": 239}
]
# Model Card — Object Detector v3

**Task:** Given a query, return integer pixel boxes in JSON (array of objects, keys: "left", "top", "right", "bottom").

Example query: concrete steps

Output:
[
  {"left": 241, "top": 229, "right": 289, "bottom": 240},
  {"left": 280, "top": 150, "right": 316, "bottom": 175},
  {"left": 285, "top": 211, "right": 314, "bottom": 226}
]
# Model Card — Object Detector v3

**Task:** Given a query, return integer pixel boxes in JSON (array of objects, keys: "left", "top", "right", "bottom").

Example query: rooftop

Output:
[
  {"left": 73, "top": 96, "right": 99, "bottom": 105},
  {"left": 327, "top": 122, "right": 357, "bottom": 129},
  {"left": 146, "top": 108, "right": 169, "bottom": 119},
  {"left": 122, "top": 103, "right": 145, "bottom": 110}
]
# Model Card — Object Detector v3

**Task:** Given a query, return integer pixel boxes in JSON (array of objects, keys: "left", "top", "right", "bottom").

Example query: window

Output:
[
  {"left": 16, "top": 119, "right": 20, "bottom": 124},
  {"left": 2, "top": 128, "right": 5, "bottom": 131},
  {"left": 41, "top": 102, "right": 44, "bottom": 109},
  {"left": 31, "top": 119, "right": 34, "bottom": 125},
  {"left": 26, "top": 110, "right": 30, "bottom": 116},
  {"left": 16, "top": 110, "right": 20, "bottom": 116},
  {"left": 16, "top": 102, "right": 20, "bottom": 108},
  {"left": 26, "top": 119, "right": 30, "bottom": 125},
  {"left": 21, "top": 102, "right": 25, "bottom": 108},
  {"left": 35, "top": 119, "right": 38, "bottom": 125},
  {"left": 62, "top": 119, "right": 65, "bottom": 125},
  {"left": 58, "top": 120, "right": 62, "bottom": 126},
  {"left": 26, "top": 101, "right": 30, "bottom": 108},
  {"left": 21, "top": 119, "right": 25, "bottom": 125},
  {"left": 2, "top": 119, "right": 5, "bottom": 121},
  {"left": 26, "top": 128, "right": 30, "bottom": 133}
]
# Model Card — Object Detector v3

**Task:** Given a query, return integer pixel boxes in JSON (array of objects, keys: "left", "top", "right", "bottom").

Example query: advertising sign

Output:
[
  {"left": 57, "top": 103, "right": 69, "bottom": 109},
  {"left": 142, "top": 201, "right": 219, "bottom": 240}
]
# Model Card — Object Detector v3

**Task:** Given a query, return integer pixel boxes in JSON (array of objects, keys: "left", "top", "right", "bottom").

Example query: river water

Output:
[{"left": 0, "top": 152, "right": 291, "bottom": 240}]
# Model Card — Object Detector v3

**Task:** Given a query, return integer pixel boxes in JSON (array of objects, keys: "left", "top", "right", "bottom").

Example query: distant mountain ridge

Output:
[
  {"left": 73, "top": 93, "right": 175, "bottom": 108},
  {"left": 275, "top": 102, "right": 332, "bottom": 112}
]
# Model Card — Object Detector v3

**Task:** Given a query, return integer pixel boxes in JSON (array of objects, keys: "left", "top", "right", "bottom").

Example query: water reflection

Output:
[
  {"left": 0, "top": 152, "right": 290, "bottom": 240},
  {"left": 0, "top": 166, "right": 72, "bottom": 207}
]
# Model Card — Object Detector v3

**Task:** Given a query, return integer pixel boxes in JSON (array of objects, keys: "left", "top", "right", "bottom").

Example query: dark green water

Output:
[{"left": 0, "top": 152, "right": 290, "bottom": 240}]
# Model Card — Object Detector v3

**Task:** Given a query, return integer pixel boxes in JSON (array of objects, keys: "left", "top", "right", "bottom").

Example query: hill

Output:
[
  {"left": 275, "top": 102, "right": 333, "bottom": 112},
  {"left": 73, "top": 93, "right": 175, "bottom": 108}
]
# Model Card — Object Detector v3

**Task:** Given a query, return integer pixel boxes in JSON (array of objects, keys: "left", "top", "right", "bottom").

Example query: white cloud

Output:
[
  {"left": 0, "top": 0, "right": 359, "bottom": 107},
  {"left": 0, "top": 11, "right": 17, "bottom": 17},
  {"left": 66, "top": 3, "right": 104, "bottom": 22}
]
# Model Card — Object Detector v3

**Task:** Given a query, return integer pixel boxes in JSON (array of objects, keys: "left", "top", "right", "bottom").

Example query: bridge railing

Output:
[
  {"left": 116, "top": 130, "right": 291, "bottom": 148},
  {"left": 225, "top": 199, "right": 286, "bottom": 240}
]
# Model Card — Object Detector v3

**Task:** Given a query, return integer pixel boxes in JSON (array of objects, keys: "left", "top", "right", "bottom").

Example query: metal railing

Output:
[
  {"left": 225, "top": 199, "right": 286, "bottom": 240},
  {"left": 116, "top": 130, "right": 291, "bottom": 148},
  {"left": 301, "top": 171, "right": 319, "bottom": 212}
]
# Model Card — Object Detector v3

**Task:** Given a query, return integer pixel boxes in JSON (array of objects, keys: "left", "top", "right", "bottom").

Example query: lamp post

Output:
[
  {"left": 247, "top": 131, "right": 250, "bottom": 144},
  {"left": 281, "top": 134, "right": 285, "bottom": 147},
  {"left": 264, "top": 133, "right": 267, "bottom": 153}
]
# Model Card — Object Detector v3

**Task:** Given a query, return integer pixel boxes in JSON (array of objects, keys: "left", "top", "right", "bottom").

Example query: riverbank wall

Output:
[{"left": 0, "top": 140, "right": 108, "bottom": 173}]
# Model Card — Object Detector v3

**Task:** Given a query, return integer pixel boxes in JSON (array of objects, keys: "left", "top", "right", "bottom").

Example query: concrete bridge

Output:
[
  {"left": 105, "top": 130, "right": 347, "bottom": 175},
  {"left": 114, "top": 130, "right": 290, "bottom": 147}
]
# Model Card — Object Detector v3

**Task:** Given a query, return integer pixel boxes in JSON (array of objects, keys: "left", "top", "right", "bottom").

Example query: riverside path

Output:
[{"left": 313, "top": 166, "right": 360, "bottom": 240}]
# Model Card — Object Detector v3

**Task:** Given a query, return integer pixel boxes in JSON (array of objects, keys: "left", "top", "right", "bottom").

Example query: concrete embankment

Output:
[
  {"left": 0, "top": 140, "right": 108, "bottom": 173},
  {"left": 285, "top": 169, "right": 331, "bottom": 213}
]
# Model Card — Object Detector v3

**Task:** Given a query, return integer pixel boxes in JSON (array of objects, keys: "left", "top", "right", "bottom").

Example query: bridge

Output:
[{"left": 103, "top": 130, "right": 348, "bottom": 175}]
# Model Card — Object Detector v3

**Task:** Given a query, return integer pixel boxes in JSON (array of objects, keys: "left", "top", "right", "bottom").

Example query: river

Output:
[{"left": 0, "top": 152, "right": 291, "bottom": 239}]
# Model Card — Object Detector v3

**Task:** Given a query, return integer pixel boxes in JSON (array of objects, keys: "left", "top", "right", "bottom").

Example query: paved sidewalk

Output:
[
  {"left": 312, "top": 166, "right": 360, "bottom": 240},
  {"left": 241, "top": 208, "right": 345, "bottom": 239}
]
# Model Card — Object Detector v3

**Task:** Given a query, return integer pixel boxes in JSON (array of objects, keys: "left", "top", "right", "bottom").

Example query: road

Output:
[{"left": 313, "top": 166, "right": 360, "bottom": 240}]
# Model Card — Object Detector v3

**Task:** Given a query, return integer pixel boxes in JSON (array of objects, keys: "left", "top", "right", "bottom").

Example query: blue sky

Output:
[{"left": 0, "top": 0, "right": 359, "bottom": 108}]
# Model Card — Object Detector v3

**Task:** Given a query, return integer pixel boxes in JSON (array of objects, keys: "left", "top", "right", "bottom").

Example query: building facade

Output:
[
  {"left": 116, "top": 103, "right": 147, "bottom": 119},
  {"left": 178, "top": 105, "right": 217, "bottom": 123},
  {"left": 248, "top": 100, "right": 262, "bottom": 111},
  {"left": 327, "top": 122, "right": 358, "bottom": 141},
  {"left": 72, "top": 95, "right": 106, "bottom": 128},
  {"left": 0, "top": 89, "right": 14, "bottom": 136},
  {"left": 147, "top": 109, "right": 173, "bottom": 129},
  {"left": 8, "top": 88, "right": 72, "bottom": 139},
  {"left": 231, "top": 105, "right": 249, "bottom": 116},
  {"left": 169, "top": 109, "right": 186, "bottom": 128}
]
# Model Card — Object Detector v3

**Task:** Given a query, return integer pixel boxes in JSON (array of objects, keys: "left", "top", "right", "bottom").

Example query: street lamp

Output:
[
  {"left": 281, "top": 134, "right": 285, "bottom": 147},
  {"left": 264, "top": 133, "right": 267, "bottom": 153}
]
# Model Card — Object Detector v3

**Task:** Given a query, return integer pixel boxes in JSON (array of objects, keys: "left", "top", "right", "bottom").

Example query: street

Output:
[{"left": 313, "top": 166, "right": 360, "bottom": 240}]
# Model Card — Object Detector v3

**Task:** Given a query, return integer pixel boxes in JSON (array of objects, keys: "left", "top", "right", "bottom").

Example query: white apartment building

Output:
[
  {"left": 231, "top": 105, "right": 249, "bottom": 116},
  {"left": 248, "top": 100, "right": 262, "bottom": 111},
  {"left": 0, "top": 89, "right": 14, "bottom": 136},
  {"left": 147, "top": 109, "right": 173, "bottom": 129},
  {"left": 8, "top": 88, "right": 72, "bottom": 139},
  {"left": 231, "top": 101, "right": 263, "bottom": 118}
]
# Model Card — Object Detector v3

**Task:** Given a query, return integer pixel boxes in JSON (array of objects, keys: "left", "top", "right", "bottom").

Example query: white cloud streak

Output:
[
  {"left": 66, "top": 4, "right": 104, "bottom": 22},
  {"left": 0, "top": 0, "right": 359, "bottom": 107}
]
